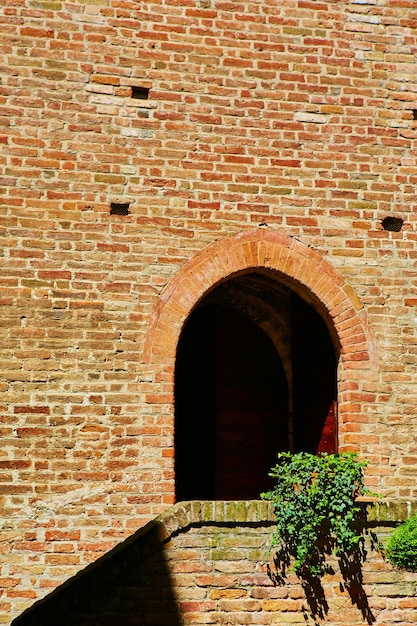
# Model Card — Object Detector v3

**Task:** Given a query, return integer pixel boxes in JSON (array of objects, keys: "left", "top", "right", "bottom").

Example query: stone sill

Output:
[{"left": 154, "top": 499, "right": 417, "bottom": 542}]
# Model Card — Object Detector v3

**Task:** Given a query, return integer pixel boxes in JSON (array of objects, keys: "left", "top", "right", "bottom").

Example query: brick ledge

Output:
[{"left": 154, "top": 499, "right": 417, "bottom": 543}]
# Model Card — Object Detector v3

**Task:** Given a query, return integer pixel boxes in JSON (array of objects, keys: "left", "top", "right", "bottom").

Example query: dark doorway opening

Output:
[
  {"left": 174, "top": 273, "right": 338, "bottom": 502},
  {"left": 175, "top": 304, "right": 288, "bottom": 501},
  {"left": 291, "top": 293, "right": 337, "bottom": 454}
]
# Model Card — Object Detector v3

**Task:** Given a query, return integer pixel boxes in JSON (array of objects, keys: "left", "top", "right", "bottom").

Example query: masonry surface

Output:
[
  {"left": 11, "top": 501, "right": 417, "bottom": 626},
  {"left": 1, "top": 0, "right": 417, "bottom": 622}
]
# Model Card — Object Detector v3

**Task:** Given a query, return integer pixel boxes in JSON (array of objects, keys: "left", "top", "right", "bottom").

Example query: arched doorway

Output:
[
  {"left": 174, "top": 271, "right": 337, "bottom": 501},
  {"left": 143, "top": 228, "right": 377, "bottom": 505}
]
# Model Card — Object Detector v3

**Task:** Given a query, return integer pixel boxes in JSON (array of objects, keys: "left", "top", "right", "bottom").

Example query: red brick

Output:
[{"left": 2, "top": 1, "right": 417, "bottom": 621}]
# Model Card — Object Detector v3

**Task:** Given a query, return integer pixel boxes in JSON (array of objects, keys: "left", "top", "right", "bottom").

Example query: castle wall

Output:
[{"left": 1, "top": 0, "right": 417, "bottom": 620}]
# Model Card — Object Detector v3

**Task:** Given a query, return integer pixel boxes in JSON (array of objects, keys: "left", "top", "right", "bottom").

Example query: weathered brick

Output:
[{"left": 2, "top": 0, "right": 417, "bottom": 622}]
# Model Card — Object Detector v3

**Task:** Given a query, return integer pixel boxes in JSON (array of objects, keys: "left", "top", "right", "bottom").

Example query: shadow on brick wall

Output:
[
  {"left": 267, "top": 524, "right": 379, "bottom": 625},
  {"left": 12, "top": 521, "right": 182, "bottom": 626}
]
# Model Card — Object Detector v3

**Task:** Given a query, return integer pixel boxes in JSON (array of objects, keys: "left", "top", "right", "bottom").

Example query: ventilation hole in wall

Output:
[
  {"left": 413, "top": 110, "right": 417, "bottom": 120},
  {"left": 131, "top": 86, "right": 149, "bottom": 100},
  {"left": 110, "top": 202, "right": 130, "bottom": 216},
  {"left": 382, "top": 216, "right": 403, "bottom": 232}
]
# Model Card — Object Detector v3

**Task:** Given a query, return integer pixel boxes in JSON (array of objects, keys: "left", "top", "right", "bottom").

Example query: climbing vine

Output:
[{"left": 261, "top": 452, "right": 372, "bottom": 578}]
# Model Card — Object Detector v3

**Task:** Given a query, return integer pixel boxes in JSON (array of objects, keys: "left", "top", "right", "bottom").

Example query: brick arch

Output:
[
  {"left": 143, "top": 229, "right": 377, "bottom": 447},
  {"left": 145, "top": 229, "right": 374, "bottom": 365}
]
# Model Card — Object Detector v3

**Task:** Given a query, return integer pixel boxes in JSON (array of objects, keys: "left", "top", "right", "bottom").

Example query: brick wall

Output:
[
  {"left": 1, "top": 0, "right": 417, "bottom": 621},
  {"left": 11, "top": 501, "right": 417, "bottom": 625}
]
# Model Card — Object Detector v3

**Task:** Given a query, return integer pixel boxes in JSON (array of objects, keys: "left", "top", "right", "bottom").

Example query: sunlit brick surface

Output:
[{"left": 1, "top": 0, "right": 417, "bottom": 621}]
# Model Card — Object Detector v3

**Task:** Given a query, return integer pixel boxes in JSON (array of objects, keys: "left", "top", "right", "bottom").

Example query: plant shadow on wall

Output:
[{"left": 261, "top": 452, "right": 379, "bottom": 625}]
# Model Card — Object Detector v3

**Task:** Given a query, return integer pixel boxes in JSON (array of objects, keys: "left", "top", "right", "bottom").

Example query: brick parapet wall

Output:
[{"left": 12, "top": 500, "right": 417, "bottom": 626}]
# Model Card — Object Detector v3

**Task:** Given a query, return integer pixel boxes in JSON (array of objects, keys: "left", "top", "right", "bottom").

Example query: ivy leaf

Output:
[{"left": 261, "top": 451, "right": 373, "bottom": 579}]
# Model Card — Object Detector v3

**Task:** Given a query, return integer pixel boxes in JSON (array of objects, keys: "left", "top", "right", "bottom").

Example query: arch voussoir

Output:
[{"left": 143, "top": 230, "right": 376, "bottom": 383}]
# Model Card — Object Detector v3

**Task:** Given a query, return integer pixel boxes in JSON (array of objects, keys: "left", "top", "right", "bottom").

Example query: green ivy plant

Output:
[
  {"left": 261, "top": 451, "right": 373, "bottom": 579},
  {"left": 385, "top": 513, "right": 417, "bottom": 572}
]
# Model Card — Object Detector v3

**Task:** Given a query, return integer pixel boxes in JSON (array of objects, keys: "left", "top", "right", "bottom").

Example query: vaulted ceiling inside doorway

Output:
[{"left": 201, "top": 272, "right": 293, "bottom": 388}]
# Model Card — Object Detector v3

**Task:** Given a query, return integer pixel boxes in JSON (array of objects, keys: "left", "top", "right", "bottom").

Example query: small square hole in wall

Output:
[
  {"left": 131, "top": 86, "right": 149, "bottom": 100},
  {"left": 382, "top": 216, "right": 403, "bottom": 232},
  {"left": 413, "top": 110, "right": 417, "bottom": 121},
  {"left": 110, "top": 202, "right": 130, "bottom": 216}
]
